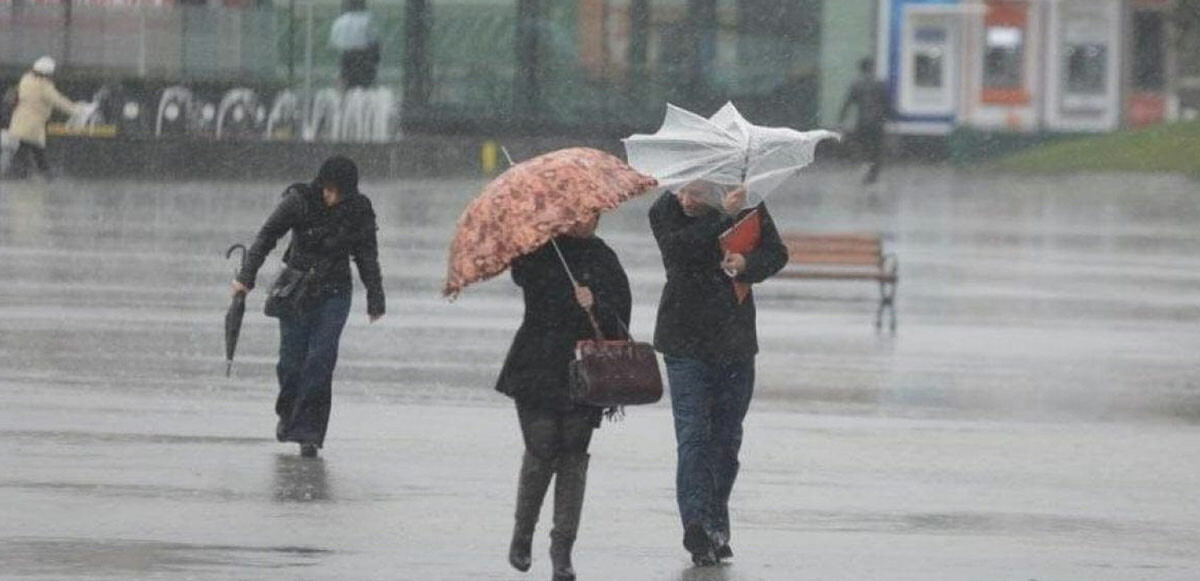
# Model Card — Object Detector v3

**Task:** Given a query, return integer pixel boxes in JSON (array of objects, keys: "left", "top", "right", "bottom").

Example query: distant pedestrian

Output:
[
  {"left": 649, "top": 181, "right": 789, "bottom": 566},
  {"left": 3, "top": 56, "right": 83, "bottom": 180},
  {"left": 497, "top": 214, "right": 631, "bottom": 581},
  {"left": 839, "top": 57, "right": 891, "bottom": 184},
  {"left": 1, "top": 82, "right": 15, "bottom": 127},
  {"left": 231, "top": 156, "right": 385, "bottom": 458},
  {"left": 329, "top": 0, "right": 381, "bottom": 89}
]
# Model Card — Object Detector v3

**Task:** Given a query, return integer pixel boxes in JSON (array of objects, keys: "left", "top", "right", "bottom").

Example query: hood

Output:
[{"left": 312, "top": 155, "right": 360, "bottom": 197}]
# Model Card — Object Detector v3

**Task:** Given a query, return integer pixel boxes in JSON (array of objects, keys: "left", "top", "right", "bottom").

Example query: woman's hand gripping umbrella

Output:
[{"left": 224, "top": 243, "right": 248, "bottom": 377}]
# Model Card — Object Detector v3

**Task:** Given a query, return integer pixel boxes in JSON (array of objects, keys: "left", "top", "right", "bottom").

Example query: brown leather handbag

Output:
[
  {"left": 569, "top": 336, "right": 663, "bottom": 407},
  {"left": 547, "top": 239, "right": 663, "bottom": 407}
]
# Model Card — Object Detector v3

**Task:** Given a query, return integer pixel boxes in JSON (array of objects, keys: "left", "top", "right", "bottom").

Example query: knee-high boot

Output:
[
  {"left": 549, "top": 453, "right": 589, "bottom": 581},
  {"left": 510, "top": 451, "right": 555, "bottom": 572}
]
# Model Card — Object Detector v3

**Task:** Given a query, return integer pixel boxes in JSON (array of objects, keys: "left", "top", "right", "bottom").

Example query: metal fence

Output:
[
  {"left": 0, "top": 5, "right": 280, "bottom": 81},
  {"left": 1, "top": 0, "right": 824, "bottom": 132}
]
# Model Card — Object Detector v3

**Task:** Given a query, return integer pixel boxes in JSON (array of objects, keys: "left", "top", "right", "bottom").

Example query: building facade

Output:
[{"left": 879, "top": 0, "right": 1185, "bottom": 135}]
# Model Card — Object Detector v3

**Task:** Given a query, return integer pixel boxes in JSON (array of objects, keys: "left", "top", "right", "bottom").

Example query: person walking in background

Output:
[
  {"left": 329, "top": 0, "right": 381, "bottom": 90},
  {"left": 839, "top": 57, "right": 891, "bottom": 185},
  {"left": 3, "top": 56, "right": 83, "bottom": 180},
  {"left": 648, "top": 181, "right": 788, "bottom": 566},
  {"left": 497, "top": 213, "right": 631, "bottom": 581},
  {"left": 231, "top": 156, "right": 385, "bottom": 458}
]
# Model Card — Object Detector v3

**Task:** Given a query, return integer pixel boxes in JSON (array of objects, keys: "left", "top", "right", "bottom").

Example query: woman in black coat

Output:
[
  {"left": 497, "top": 213, "right": 631, "bottom": 581},
  {"left": 232, "top": 156, "right": 385, "bottom": 458}
]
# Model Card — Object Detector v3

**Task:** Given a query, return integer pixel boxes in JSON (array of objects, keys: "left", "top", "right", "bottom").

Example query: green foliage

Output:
[{"left": 989, "top": 121, "right": 1200, "bottom": 176}]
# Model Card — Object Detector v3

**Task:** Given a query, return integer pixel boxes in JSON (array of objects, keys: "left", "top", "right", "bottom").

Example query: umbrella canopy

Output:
[
  {"left": 623, "top": 102, "right": 838, "bottom": 202},
  {"left": 443, "top": 147, "right": 657, "bottom": 298},
  {"left": 224, "top": 243, "right": 247, "bottom": 377}
]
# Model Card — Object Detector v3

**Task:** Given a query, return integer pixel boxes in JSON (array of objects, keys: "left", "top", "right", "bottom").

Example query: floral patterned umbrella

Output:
[{"left": 443, "top": 147, "right": 657, "bottom": 298}]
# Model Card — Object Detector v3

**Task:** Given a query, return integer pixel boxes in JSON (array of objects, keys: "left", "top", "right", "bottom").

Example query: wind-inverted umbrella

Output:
[
  {"left": 224, "top": 243, "right": 247, "bottom": 377},
  {"left": 622, "top": 101, "right": 839, "bottom": 202},
  {"left": 443, "top": 147, "right": 657, "bottom": 299},
  {"left": 624, "top": 103, "right": 838, "bottom": 304}
]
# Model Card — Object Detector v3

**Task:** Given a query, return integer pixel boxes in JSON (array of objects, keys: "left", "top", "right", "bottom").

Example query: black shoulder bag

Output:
[
  {"left": 263, "top": 185, "right": 324, "bottom": 319},
  {"left": 263, "top": 263, "right": 318, "bottom": 319}
]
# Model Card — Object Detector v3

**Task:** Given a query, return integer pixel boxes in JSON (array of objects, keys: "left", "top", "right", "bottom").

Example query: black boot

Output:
[
  {"left": 550, "top": 453, "right": 588, "bottom": 581},
  {"left": 684, "top": 521, "right": 717, "bottom": 566},
  {"left": 510, "top": 452, "right": 554, "bottom": 572},
  {"left": 299, "top": 442, "right": 319, "bottom": 458}
]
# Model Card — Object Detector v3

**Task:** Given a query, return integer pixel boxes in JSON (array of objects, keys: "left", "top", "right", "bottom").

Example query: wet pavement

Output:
[{"left": 1, "top": 166, "right": 1199, "bottom": 579}]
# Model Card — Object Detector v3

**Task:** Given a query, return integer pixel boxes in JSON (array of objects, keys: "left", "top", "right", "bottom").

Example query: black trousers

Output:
[
  {"left": 516, "top": 402, "right": 601, "bottom": 462},
  {"left": 854, "top": 124, "right": 884, "bottom": 183},
  {"left": 8, "top": 141, "right": 50, "bottom": 178},
  {"left": 340, "top": 47, "right": 379, "bottom": 89},
  {"left": 275, "top": 292, "right": 351, "bottom": 448}
]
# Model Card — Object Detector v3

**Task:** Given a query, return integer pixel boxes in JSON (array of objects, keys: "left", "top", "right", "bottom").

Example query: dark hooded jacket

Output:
[
  {"left": 648, "top": 191, "right": 788, "bottom": 363},
  {"left": 495, "top": 235, "right": 632, "bottom": 411},
  {"left": 236, "top": 176, "right": 385, "bottom": 317},
  {"left": 840, "top": 74, "right": 891, "bottom": 130}
]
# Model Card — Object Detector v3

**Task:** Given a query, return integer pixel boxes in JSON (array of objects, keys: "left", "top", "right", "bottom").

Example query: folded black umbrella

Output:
[{"left": 225, "top": 243, "right": 247, "bottom": 377}]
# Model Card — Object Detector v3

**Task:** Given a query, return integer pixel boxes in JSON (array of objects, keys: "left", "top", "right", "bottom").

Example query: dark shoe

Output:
[
  {"left": 684, "top": 522, "right": 716, "bottom": 567},
  {"left": 550, "top": 453, "right": 589, "bottom": 581},
  {"left": 299, "top": 442, "right": 318, "bottom": 458},
  {"left": 864, "top": 163, "right": 881, "bottom": 185},
  {"left": 276, "top": 419, "right": 287, "bottom": 442},
  {"left": 691, "top": 550, "right": 718, "bottom": 567},
  {"left": 714, "top": 543, "right": 733, "bottom": 561},
  {"left": 509, "top": 452, "right": 554, "bottom": 572}
]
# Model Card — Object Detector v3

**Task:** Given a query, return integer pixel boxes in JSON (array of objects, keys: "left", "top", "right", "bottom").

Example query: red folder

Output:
[{"left": 718, "top": 207, "right": 761, "bottom": 304}]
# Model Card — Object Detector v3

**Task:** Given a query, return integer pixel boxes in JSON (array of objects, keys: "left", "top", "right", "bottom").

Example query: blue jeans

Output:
[
  {"left": 665, "top": 355, "right": 755, "bottom": 547},
  {"left": 276, "top": 292, "right": 351, "bottom": 447}
]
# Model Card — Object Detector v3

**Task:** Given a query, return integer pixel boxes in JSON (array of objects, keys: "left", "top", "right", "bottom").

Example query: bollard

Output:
[{"left": 481, "top": 140, "right": 499, "bottom": 175}]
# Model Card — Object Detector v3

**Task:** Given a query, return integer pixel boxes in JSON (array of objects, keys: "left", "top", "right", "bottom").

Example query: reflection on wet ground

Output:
[
  {"left": 677, "top": 564, "right": 737, "bottom": 581},
  {"left": 1, "top": 168, "right": 1199, "bottom": 579},
  {"left": 273, "top": 455, "right": 331, "bottom": 503},
  {"left": 3, "top": 538, "right": 331, "bottom": 577}
]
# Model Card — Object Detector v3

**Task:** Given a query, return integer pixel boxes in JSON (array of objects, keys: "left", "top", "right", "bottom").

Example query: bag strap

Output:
[
  {"left": 550, "top": 239, "right": 606, "bottom": 340},
  {"left": 550, "top": 239, "right": 636, "bottom": 343}
]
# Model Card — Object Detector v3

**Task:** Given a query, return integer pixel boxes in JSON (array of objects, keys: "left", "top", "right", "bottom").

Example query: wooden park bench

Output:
[{"left": 776, "top": 233, "right": 898, "bottom": 331}]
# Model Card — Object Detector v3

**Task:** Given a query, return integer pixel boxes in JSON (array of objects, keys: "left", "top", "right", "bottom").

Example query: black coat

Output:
[
  {"left": 648, "top": 191, "right": 788, "bottom": 363},
  {"left": 495, "top": 236, "right": 632, "bottom": 411},
  {"left": 236, "top": 182, "right": 385, "bottom": 316},
  {"left": 840, "top": 75, "right": 891, "bottom": 130}
]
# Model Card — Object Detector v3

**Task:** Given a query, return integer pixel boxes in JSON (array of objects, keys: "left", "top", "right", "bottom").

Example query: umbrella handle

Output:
[
  {"left": 550, "top": 239, "right": 606, "bottom": 340},
  {"left": 583, "top": 306, "right": 604, "bottom": 341},
  {"left": 226, "top": 243, "right": 247, "bottom": 266}
]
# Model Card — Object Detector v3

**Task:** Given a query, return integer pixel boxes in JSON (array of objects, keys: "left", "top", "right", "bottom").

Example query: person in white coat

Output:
[
  {"left": 328, "top": 0, "right": 380, "bottom": 89},
  {"left": 4, "top": 56, "right": 82, "bottom": 179}
]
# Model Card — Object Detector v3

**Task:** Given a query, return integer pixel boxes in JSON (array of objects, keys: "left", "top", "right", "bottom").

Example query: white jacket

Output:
[{"left": 7, "top": 72, "right": 79, "bottom": 147}]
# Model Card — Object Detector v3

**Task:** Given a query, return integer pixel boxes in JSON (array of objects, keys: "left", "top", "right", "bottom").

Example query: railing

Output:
[
  {"left": 1, "top": 0, "right": 823, "bottom": 132},
  {"left": 1, "top": 5, "right": 281, "bottom": 81}
]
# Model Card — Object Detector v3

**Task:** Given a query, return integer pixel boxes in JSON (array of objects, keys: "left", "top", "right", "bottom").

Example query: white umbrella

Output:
[{"left": 622, "top": 102, "right": 838, "bottom": 204}]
